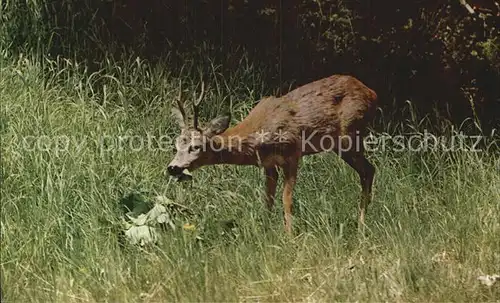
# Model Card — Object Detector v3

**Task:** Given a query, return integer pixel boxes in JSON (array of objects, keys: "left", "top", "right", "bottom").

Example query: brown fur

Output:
[{"left": 167, "top": 74, "right": 378, "bottom": 234}]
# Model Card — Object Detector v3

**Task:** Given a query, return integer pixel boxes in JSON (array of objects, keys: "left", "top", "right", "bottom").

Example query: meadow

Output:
[{"left": 1, "top": 52, "right": 499, "bottom": 302}]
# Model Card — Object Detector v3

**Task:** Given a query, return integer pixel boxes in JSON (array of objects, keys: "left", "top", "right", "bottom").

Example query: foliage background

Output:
[{"left": 2, "top": 0, "right": 499, "bottom": 131}]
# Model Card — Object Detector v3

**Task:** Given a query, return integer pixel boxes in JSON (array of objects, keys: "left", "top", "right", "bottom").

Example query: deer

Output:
[{"left": 166, "top": 74, "right": 378, "bottom": 234}]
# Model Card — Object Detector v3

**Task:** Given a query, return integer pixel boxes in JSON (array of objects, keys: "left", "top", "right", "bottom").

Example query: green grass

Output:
[{"left": 1, "top": 53, "right": 499, "bottom": 302}]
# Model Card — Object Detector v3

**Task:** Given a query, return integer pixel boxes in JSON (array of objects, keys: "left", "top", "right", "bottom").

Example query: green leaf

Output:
[
  {"left": 119, "top": 192, "right": 151, "bottom": 216},
  {"left": 121, "top": 194, "right": 192, "bottom": 245},
  {"left": 124, "top": 225, "right": 159, "bottom": 246}
]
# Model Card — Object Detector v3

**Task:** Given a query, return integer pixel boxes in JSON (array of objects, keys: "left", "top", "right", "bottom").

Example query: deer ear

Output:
[
  {"left": 171, "top": 107, "right": 186, "bottom": 129},
  {"left": 205, "top": 116, "right": 230, "bottom": 137}
]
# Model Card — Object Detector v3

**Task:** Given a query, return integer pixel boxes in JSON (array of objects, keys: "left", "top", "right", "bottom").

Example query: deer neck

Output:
[{"left": 208, "top": 128, "right": 258, "bottom": 166}]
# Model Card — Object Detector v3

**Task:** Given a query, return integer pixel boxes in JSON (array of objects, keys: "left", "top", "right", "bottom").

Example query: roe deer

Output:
[{"left": 167, "top": 74, "right": 378, "bottom": 234}]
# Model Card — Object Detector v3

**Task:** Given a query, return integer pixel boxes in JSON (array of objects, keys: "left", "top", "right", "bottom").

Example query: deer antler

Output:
[
  {"left": 192, "top": 74, "right": 205, "bottom": 130},
  {"left": 174, "top": 78, "right": 188, "bottom": 126}
]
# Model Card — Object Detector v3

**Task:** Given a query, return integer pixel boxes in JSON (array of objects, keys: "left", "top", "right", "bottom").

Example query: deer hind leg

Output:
[
  {"left": 340, "top": 151, "right": 375, "bottom": 229},
  {"left": 282, "top": 159, "right": 299, "bottom": 234},
  {"left": 264, "top": 166, "right": 278, "bottom": 210}
]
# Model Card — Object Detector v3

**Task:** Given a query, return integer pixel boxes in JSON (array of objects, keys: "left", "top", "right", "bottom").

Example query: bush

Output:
[{"left": 1, "top": 0, "right": 498, "bottom": 131}]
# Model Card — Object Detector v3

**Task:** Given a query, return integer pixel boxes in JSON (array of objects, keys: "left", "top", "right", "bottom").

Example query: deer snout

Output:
[{"left": 167, "top": 165, "right": 184, "bottom": 176}]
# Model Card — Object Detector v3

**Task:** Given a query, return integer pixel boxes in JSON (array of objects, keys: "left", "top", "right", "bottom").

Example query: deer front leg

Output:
[
  {"left": 282, "top": 159, "right": 299, "bottom": 234},
  {"left": 264, "top": 166, "right": 278, "bottom": 210}
]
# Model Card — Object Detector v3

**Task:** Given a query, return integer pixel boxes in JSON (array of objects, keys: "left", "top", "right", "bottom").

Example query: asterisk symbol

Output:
[
  {"left": 274, "top": 129, "right": 289, "bottom": 143},
  {"left": 255, "top": 129, "right": 270, "bottom": 143}
]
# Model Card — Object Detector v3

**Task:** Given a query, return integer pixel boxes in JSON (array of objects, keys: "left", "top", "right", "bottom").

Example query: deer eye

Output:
[{"left": 189, "top": 145, "right": 201, "bottom": 153}]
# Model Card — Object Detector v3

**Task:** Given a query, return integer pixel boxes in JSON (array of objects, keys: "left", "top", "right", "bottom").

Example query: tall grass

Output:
[{"left": 1, "top": 53, "right": 499, "bottom": 302}]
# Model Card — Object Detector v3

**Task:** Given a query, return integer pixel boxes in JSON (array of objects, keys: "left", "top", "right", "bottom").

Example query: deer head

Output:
[{"left": 167, "top": 79, "right": 230, "bottom": 180}]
